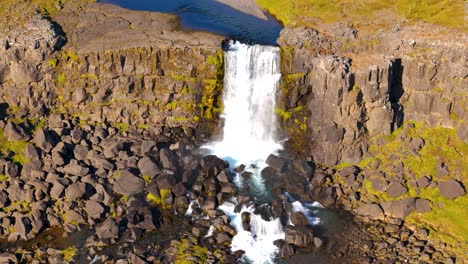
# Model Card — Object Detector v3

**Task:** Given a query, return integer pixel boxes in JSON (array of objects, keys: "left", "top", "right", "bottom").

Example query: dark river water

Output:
[{"left": 98, "top": 0, "right": 283, "bottom": 45}]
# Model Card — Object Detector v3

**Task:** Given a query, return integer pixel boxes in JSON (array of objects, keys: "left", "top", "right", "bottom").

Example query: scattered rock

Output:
[
  {"left": 33, "top": 129, "right": 56, "bottom": 153},
  {"left": 438, "top": 180, "right": 465, "bottom": 199},
  {"left": 386, "top": 182, "right": 408, "bottom": 198},
  {"left": 356, "top": 204, "right": 384, "bottom": 220},
  {"left": 415, "top": 198, "right": 432, "bottom": 213},
  {"left": 96, "top": 217, "right": 119, "bottom": 240},
  {"left": 113, "top": 170, "right": 145, "bottom": 196},
  {"left": 381, "top": 198, "right": 416, "bottom": 219}
]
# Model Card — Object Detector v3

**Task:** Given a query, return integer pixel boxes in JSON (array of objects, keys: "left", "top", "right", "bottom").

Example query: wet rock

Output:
[
  {"left": 291, "top": 160, "right": 314, "bottom": 178},
  {"left": 33, "top": 129, "right": 56, "bottom": 153},
  {"left": 438, "top": 180, "right": 465, "bottom": 199},
  {"left": 279, "top": 243, "right": 296, "bottom": 258},
  {"left": 217, "top": 169, "right": 231, "bottom": 183},
  {"left": 85, "top": 200, "right": 105, "bottom": 219},
  {"left": 356, "top": 203, "right": 384, "bottom": 220},
  {"left": 284, "top": 225, "right": 314, "bottom": 248},
  {"left": 113, "top": 170, "right": 145, "bottom": 196},
  {"left": 266, "top": 154, "right": 286, "bottom": 172},
  {"left": 381, "top": 198, "right": 416, "bottom": 219},
  {"left": 385, "top": 182, "right": 408, "bottom": 198},
  {"left": 160, "top": 148, "right": 179, "bottom": 170},
  {"left": 4, "top": 122, "right": 30, "bottom": 141},
  {"left": 290, "top": 211, "right": 309, "bottom": 226},
  {"left": 415, "top": 198, "right": 432, "bottom": 213},
  {"left": 96, "top": 217, "right": 119, "bottom": 240},
  {"left": 310, "top": 186, "right": 336, "bottom": 207},
  {"left": 137, "top": 156, "right": 159, "bottom": 179},
  {"left": 215, "top": 232, "right": 231, "bottom": 245},
  {"left": 201, "top": 155, "right": 228, "bottom": 178}
]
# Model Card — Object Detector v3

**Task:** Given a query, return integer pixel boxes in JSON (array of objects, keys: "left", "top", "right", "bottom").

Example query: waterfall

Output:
[
  {"left": 205, "top": 41, "right": 284, "bottom": 263},
  {"left": 209, "top": 41, "right": 282, "bottom": 165}
]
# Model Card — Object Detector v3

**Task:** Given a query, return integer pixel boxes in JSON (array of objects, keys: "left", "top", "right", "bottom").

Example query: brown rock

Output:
[{"left": 438, "top": 180, "right": 465, "bottom": 199}]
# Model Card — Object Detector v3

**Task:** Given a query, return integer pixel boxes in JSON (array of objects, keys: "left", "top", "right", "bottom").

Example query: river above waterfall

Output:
[{"left": 98, "top": 0, "right": 283, "bottom": 45}]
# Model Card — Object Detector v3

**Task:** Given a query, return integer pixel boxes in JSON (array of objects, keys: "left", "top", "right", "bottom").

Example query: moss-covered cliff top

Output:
[{"left": 255, "top": 0, "right": 466, "bottom": 33}]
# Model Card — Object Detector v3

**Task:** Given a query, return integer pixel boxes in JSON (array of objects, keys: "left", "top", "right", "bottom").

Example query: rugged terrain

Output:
[{"left": 0, "top": 0, "right": 466, "bottom": 263}]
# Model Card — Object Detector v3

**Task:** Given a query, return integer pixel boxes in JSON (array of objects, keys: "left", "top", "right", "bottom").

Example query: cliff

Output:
[{"left": 0, "top": 2, "right": 225, "bottom": 142}]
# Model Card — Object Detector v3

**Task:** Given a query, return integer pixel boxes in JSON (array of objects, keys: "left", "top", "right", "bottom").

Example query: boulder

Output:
[
  {"left": 371, "top": 178, "right": 386, "bottom": 192},
  {"left": 63, "top": 161, "right": 89, "bottom": 176},
  {"left": 33, "top": 129, "right": 55, "bottom": 153},
  {"left": 160, "top": 148, "right": 179, "bottom": 170},
  {"left": 4, "top": 122, "right": 30, "bottom": 141},
  {"left": 310, "top": 171, "right": 327, "bottom": 186},
  {"left": 64, "top": 182, "right": 88, "bottom": 201},
  {"left": 5, "top": 161, "right": 19, "bottom": 177},
  {"left": 415, "top": 198, "right": 432, "bottom": 213},
  {"left": 96, "top": 217, "right": 119, "bottom": 240},
  {"left": 337, "top": 166, "right": 359, "bottom": 178},
  {"left": 290, "top": 211, "right": 309, "bottom": 226},
  {"left": 356, "top": 203, "right": 384, "bottom": 220},
  {"left": 284, "top": 225, "right": 314, "bottom": 247},
  {"left": 279, "top": 243, "right": 296, "bottom": 258},
  {"left": 137, "top": 156, "right": 159, "bottom": 178},
  {"left": 24, "top": 144, "right": 40, "bottom": 160},
  {"left": 266, "top": 154, "right": 286, "bottom": 172},
  {"left": 141, "top": 140, "right": 156, "bottom": 155},
  {"left": 416, "top": 176, "right": 431, "bottom": 188},
  {"left": 73, "top": 145, "right": 89, "bottom": 161},
  {"left": 381, "top": 198, "right": 416, "bottom": 219},
  {"left": 386, "top": 182, "right": 408, "bottom": 198},
  {"left": 85, "top": 200, "right": 105, "bottom": 219},
  {"left": 0, "top": 253, "right": 18, "bottom": 263},
  {"left": 438, "top": 180, "right": 465, "bottom": 199},
  {"left": 113, "top": 170, "right": 145, "bottom": 196},
  {"left": 201, "top": 155, "right": 228, "bottom": 178}
]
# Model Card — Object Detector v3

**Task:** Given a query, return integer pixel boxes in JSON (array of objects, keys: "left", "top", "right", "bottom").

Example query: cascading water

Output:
[
  {"left": 205, "top": 41, "right": 322, "bottom": 263},
  {"left": 205, "top": 41, "right": 284, "bottom": 263}
]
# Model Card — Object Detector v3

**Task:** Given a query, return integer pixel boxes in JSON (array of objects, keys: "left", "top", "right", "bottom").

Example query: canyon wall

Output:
[
  {"left": 0, "top": 4, "right": 225, "bottom": 142},
  {"left": 276, "top": 26, "right": 467, "bottom": 165}
]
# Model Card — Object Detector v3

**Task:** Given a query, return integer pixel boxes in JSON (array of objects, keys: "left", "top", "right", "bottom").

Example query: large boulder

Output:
[
  {"left": 381, "top": 198, "right": 416, "bottom": 219},
  {"left": 284, "top": 225, "right": 314, "bottom": 248},
  {"left": 266, "top": 154, "right": 286, "bottom": 172},
  {"left": 356, "top": 203, "right": 384, "bottom": 220},
  {"left": 137, "top": 156, "right": 159, "bottom": 178},
  {"left": 96, "top": 217, "right": 119, "bottom": 240},
  {"left": 33, "top": 129, "right": 56, "bottom": 153},
  {"left": 160, "top": 148, "right": 179, "bottom": 170},
  {"left": 385, "top": 182, "right": 408, "bottom": 198},
  {"left": 438, "top": 180, "right": 465, "bottom": 199},
  {"left": 113, "top": 170, "right": 145, "bottom": 196},
  {"left": 4, "top": 122, "right": 30, "bottom": 141}
]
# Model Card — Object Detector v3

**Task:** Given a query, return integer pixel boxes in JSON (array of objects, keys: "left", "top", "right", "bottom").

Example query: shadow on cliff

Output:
[{"left": 390, "top": 58, "right": 404, "bottom": 131}]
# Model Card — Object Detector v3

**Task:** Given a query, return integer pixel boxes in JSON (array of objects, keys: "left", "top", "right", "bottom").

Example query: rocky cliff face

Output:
[
  {"left": 0, "top": 3, "right": 225, "bottom": 142},
  {"left": 276, "top": 26, "right": 467, "bottom": 165}
]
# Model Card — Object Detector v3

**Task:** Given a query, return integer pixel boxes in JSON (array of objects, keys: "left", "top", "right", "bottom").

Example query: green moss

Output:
[
  {"left": 57, "top": 73, "right": 66, "bottom": 86},
  {"left": 174, "top": 238, "right": 209, "bottom": 264},
  {"left": 0, "top": 129, "right": 30, "bottom": 165},
  {"left": 0, "top": 174, "right": 7, "bottom": 182},
  {"left": 147, "top": 189, "right": 171, "bottom": 209},
  {"left": 275, "top": 108, "right": 293, "bottom": 121},
  {"left": 166, "top": 101, "right": 177, "bottom": 111},
  {"left": 47, "top": 58, "right": 58, "bottom": 68},
  {"left": 80, "top": 73, "right": 99, "bottom": 80},
  {"left": 357, "top": 122, "right": 468, "bottom": 256},
  {"left": 113, "top": 122, "right": 129, "bottom": 132},
  {"left": 61, "top": 247, "right": 77, "bottom": 262},
  {"left": 142, "top": 175, "right": 152, "bottom": 183}
]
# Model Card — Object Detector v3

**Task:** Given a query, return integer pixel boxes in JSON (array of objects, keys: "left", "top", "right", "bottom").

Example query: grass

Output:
[
  {"left": 173, "top": 238, "right": 210, "bottom": 264},
  {"left": 255, "top": 0, "right": 465, "bottom": 30},
  {"left": 357, "top": 122, "right": 468, "bottom": 257}
]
